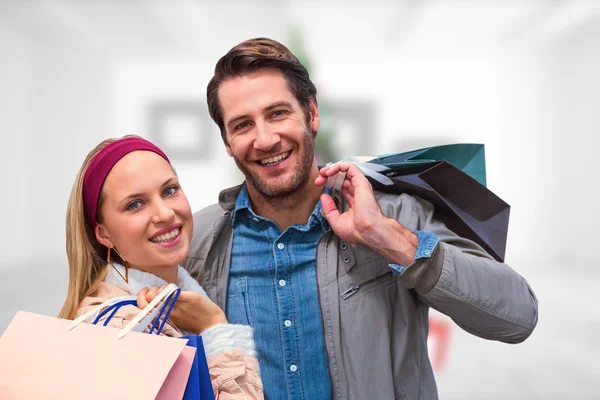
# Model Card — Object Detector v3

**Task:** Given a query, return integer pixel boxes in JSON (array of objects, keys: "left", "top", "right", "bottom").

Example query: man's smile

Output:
[{"left": 257, "top": 150, "right": 292, "bottom": 167}]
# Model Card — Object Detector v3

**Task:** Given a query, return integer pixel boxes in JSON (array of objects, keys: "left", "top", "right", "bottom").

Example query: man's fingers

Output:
[
  {"left": 324, "top": 163, "right": 371, "bottom": 190},
  {"left": 322, "top": 162, "right": 359, "bottom": 176},
  {"left": 314, "top": 174, "right": 328, "bottom": 186},
  {"left": 320, "top": 194, "right": 341, "bottom": 225},
  {"left": 342, "top": 187, "right": 355, "bottom": 208}
]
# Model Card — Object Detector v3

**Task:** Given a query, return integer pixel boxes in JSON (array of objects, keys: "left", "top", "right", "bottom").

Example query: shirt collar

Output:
[
  {"left": 231, "top": 183, "right": 252, "bottom": 227},
  {"left": 231, "top": 182, "right": 330, "bottom": 232}
]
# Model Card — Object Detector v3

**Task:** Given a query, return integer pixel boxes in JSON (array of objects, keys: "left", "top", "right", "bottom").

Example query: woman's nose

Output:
[{"left": 151, "top": 199, "right": 175, "bottom": 224}]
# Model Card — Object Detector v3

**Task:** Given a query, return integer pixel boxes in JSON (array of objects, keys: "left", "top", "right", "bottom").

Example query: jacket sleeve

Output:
[
  {"left": 395, "top": 195, "right": 538, "bottom": 344},
  {"left": 201, "top": 324, "right": 264, "bottom": 399}
]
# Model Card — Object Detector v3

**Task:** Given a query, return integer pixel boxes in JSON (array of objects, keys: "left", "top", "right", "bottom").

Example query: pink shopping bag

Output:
[{"left": 0, "top": 284, "right": 196, "bottom": 399}]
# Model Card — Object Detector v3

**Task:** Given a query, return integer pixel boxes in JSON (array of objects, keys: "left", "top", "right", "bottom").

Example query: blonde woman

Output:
[{"left": 59, "top": 135, "right": 263, "bottom": 399}]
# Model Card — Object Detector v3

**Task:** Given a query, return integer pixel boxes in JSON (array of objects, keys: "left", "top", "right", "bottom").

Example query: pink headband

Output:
[{"left": 83, "top": 137, "right": 170, "bottom": 228}]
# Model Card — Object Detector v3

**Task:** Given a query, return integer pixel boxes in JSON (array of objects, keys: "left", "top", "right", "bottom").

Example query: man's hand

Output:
[
  {"left": 137, "top": 286, "right": 228, "bottom": 334},
  {"left": 315, "top": 162, "right": 419, "bottom": 266}
]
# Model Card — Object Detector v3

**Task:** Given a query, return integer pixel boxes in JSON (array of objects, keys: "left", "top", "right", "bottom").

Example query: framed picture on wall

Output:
[{"left": 148, "top": 101, "right": 214, "bottom": 161}]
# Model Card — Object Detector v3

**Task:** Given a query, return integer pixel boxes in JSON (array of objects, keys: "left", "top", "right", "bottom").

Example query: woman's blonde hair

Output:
[{"left": 59, "top": 136, "right": 134, "bottom": 319}]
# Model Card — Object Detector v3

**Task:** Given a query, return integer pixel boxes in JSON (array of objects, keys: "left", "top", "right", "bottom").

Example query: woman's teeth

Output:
[
  {"left": 260, "top": 151, "right": 291, "bottom": 166},
  {"left": 150, "top": 228, "right": 180, "bottom": 243}
]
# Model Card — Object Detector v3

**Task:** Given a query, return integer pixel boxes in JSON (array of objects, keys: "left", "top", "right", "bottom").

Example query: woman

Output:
[{"left": 59, "top": 135, "right": 263, "bottom": 399}]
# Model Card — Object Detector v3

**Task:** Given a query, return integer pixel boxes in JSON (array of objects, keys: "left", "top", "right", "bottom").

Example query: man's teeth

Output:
[
  {"left": 260, "top": 151, "right": 291, "bottom": 166},
  {"left": 150, "top": 228, "right": 180, "bottom": 243}
]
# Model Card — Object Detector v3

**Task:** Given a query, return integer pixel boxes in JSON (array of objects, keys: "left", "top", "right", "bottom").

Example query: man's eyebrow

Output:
[
  {"left": 118, "top": 177, "right": 178, "bottom": 206},
  {"left": 226, "top": 102, "right": 295, "bottom": 129},
  {"left": 265, "top": 101, "right": 293, "bottom": 111}
]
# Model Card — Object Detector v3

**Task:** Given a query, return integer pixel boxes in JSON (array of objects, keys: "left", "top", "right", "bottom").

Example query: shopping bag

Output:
[
  {"left": 0, "top": 283, "right": 196, "bottom": 400},
  {"left": 93, "top": 289, "right": 215, "bottom": 400},
  {"left": 326, "top": 144, "right": 510, "bottom": 261},
  {"left": 371, "top": 143, "right": 488, "bottom": 186},
  {"left": 180, "top": 335, "right": 214, "bottom": 400}
]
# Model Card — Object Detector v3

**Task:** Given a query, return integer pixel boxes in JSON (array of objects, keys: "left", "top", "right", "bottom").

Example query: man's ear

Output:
[
  {"left": 220, "top": 132, "right": 233, "bottom": 157},
  {"left": 309, "top": 99, "right": 321, "bottom": 133},
  {"left": 95, "top": 223, "right": 114, "bottom": 249},
  {"left": 224, "top": 143, "right": 233, "bottom": 157}
]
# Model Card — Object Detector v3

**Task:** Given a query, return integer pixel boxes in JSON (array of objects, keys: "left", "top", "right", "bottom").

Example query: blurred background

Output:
[{"left": 1, "top": 0, "right": 598, "bottom": 398}]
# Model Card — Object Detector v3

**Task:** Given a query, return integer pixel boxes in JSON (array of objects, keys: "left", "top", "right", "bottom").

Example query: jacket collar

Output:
[{"left": 218, "top": 184, "right": 244, "bottom": 212}]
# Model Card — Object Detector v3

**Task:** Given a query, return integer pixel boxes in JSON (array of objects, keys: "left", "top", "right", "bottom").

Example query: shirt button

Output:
[
  {"left": 279, "top": 279, "right": 286, "bottom": 287},
  {"left": 290, "top": 364, "right": 298, "bottom": 372},
  {"left": 277, "top": 243, "right": 285, "bottom": 250},
  {"left": 284, "top": 320, "right": 292, "bottom": 327},
  {"left": 252, "top": 217, "right": 259, "bottom": 222}
]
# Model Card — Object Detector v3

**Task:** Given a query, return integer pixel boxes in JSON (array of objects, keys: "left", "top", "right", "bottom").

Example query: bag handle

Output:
[
  {"left": 325, "top": 157, "right": 393, "bottom": 191},
  {"left": 93, "top": 300, "right": 138, "bottom": 326},
  {"left": 118, "top": 283, "right": 179, "bottom": 340},
  {"left": 128, "top": 287, "right": 180, "bottom": 335},
  {"left": 148, "top": 288, "right": 181, "bottom": 335},
  {"left": 90, "top": 290, "right": 179, "bottom": 334},
  {"left": 69, "top": 295, "right": 138, "bottom": 331},
  {"left": 69, "top": 285, "right": 180, "bottom": 336}
]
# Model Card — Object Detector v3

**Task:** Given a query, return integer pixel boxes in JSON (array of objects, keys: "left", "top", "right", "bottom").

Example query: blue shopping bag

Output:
[{"left": 180, "top": 335, "right": 214, "bottom": 400}]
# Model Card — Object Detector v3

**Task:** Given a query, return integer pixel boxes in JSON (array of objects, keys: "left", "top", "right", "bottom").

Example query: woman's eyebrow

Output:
[{"left": 118, "top": 177, "right": 179, "bottom": 206}]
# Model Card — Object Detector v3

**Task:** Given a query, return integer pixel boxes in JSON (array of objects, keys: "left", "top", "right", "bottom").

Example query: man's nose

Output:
[{"left": 253, "top": 122, "right": 281, "bottom": 151}]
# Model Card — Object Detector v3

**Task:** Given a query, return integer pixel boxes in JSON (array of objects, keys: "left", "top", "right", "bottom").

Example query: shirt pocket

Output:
[{"left": 226, "top": 276, "right": 253, "bottom": 326}]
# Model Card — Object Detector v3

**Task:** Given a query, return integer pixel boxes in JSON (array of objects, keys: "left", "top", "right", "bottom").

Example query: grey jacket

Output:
[{"left": 183, "top": 185, "right": 538, "bottom": 400}]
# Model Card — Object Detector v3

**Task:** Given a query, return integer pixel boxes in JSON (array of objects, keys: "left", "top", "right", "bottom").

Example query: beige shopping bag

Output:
[{"left": 0, "top": 284, "right": 196, "bottom": 400}]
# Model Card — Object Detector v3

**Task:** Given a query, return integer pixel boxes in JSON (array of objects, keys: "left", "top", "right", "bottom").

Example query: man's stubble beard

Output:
[{"left": 233, "top": 129, "right": 316, "bottom": 201}]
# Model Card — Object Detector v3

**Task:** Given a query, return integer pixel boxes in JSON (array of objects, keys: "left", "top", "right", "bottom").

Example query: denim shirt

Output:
[
  {"left": 227, "top": 184, "right": 332, "bottom": 399},
  {"left": 226, "top": 184, "right": 440, "bottom": 399}
]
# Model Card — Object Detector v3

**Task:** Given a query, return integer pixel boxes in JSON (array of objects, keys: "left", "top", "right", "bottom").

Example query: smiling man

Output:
[
  {"left": 184, "top": 38, "right": 538, "bottom": 400},
  {"left": 218, "top": 69, "right": 320, "bottom": 224}
]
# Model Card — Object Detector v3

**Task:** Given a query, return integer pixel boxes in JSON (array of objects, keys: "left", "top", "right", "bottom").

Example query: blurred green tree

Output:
[{"left": 287, "top": 27, "right": 337, "bottom": 165}]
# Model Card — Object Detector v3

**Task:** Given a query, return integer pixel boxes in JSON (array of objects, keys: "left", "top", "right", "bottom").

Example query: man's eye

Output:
[
  {"left": 271, "top": 110, "right": 287, "bottom": 118},
  {"left": 235, "top": 122, "right": 250, "bottom": 131},
  {"left": 126, "top": 201, "right": 142, "bottom": 211}
]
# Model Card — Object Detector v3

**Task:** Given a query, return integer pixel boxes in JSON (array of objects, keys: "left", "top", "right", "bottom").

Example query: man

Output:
[{"left": 184, "top": 38, "right": 538, "bottom": 400}]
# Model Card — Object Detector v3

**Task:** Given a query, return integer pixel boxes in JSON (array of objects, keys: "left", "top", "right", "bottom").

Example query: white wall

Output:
[
  {"left": 550, "top": 16, "right": 600, "bottom": 266},
  {"left": 0, "top": 30, "right": 33, "bottom": 267},
  {"left": 0, "top": 25, "right": 113, "bottom": 325}
]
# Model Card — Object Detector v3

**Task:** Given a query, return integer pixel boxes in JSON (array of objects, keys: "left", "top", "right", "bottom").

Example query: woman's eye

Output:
[
  {"left": 164, "top": 186, "right": 178, "bottom": 196},
  {"left": 126, "top": 201, "right": 142, "bottom": 211}
]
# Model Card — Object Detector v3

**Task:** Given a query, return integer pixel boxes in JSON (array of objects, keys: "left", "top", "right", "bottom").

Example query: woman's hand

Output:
[{"left": 137, "top": 286, "right": 228, "bottom": 334}]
